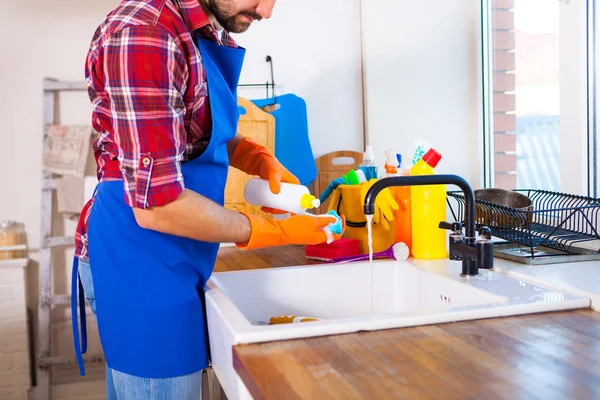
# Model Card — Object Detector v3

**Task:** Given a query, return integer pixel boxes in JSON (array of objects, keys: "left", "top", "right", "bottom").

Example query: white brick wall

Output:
[
  {"left": 50, "top": 319, "right": 106, "bottom": 399},
  {"left": 52, "top": 380, "right": 105, "bottom": 400},
  {"left": 0, "top": 266, "right": 31, "bottom": 400},
  {"left": 0, "top": 387, "right": 28, "bottom": 400}
]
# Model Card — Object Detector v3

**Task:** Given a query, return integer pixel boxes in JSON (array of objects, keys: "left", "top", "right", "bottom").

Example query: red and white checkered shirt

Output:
[{"left": 75, "top": 0, "right": 238, "bottom": 259}]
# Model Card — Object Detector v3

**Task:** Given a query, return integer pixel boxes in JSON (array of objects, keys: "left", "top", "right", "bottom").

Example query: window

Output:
[
  {"left": 591, "top": 0, "right": 599, "bottom": 197},
  {"left": 482, "top": 0, "right": 591, "bottom": 195}
]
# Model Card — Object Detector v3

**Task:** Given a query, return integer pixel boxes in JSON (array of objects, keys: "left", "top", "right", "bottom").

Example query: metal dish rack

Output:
[{"left": 446, "top": 189, "right": 600, "bottom": 265}]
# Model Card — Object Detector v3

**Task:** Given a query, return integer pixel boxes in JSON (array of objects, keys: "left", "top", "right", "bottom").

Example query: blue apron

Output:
[{"left": 71, "top": 35, "right": 246, "bottom": 378}]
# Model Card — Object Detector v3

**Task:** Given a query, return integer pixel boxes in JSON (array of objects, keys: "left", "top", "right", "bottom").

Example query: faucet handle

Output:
[
  {"left": 478, "top": 226, "right": 492, "bottom": 240},
  {"left": 440, "top": 221, "right": 465, "bottom": 261},
  {"left": 439, "top": 221, "right": 462, "bottom": 231},
  {"left": 476, "top": 226, "right": 494, "bottom": 269}
]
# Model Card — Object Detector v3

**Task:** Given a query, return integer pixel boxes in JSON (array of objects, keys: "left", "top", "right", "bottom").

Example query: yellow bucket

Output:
[{"left": 327, "top": 184, "right": 396, "bottom": 254}]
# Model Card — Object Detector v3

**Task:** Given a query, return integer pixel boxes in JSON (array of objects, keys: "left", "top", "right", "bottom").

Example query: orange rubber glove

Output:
[
  {"left": 360, "top": 179, "right": 399, "bottom": 231},
  {"left": 231, "top": 136, "right": 299, "bottom": 214},
  {"left": 236, "top": 212, "right": 347, "bottom": 250}
]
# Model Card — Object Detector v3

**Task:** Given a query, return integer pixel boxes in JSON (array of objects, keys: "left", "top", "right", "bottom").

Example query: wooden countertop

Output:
[
  {"left": 215, "top": 245, "right": 319, "bottom": 273},
  {"left": 216, "top": 246, "right": 600, "bottom": 400}
]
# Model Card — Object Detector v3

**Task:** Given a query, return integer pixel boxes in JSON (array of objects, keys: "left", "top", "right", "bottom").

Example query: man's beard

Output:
[{"left": 210, "top": 0, "right": 263, "bottom": 33}]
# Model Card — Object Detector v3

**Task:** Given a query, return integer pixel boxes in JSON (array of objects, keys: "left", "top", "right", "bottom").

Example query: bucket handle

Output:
[{"left": 332, "top": 191, "right": 367, "bottom": 228}]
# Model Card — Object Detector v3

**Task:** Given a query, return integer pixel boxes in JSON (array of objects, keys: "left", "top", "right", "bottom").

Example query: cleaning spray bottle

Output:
[
  {"left": 383, "top": 149, "right": 399, "bottom": 177},
  {"left": 391, "top": 153, "right": 412, "bottom": 256},
  {"left": 410, "top": 148, "right": 447, "bottom": 259},
  {"left": 244, "top": 178, "right": 321, "bottom": 215},
  {"left": 358, "top": 145, "right": 378, "bottom": 180}
]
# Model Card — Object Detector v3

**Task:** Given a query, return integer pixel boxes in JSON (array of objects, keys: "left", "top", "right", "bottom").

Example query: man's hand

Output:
[
  {"left": 236, "top": 213, "right": 347, "bottom": 250},
  {"left": 132, "top": 190, "right": 346, "bottom": 248},
  {"left": 229, "top": 135, "right": 300, "bottom": 214},
  {"left": 254, "top": 157, "right": 299, "bottom": 214}
]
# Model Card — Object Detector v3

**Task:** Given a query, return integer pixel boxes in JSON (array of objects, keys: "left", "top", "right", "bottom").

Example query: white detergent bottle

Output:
[{"left": 244, "top": 178, "right": 321, "bottom": 214}]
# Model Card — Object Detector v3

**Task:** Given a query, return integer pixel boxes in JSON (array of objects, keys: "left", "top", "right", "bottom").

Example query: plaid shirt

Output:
[{"left": 75, "top": 0, "right": 238, "bottom": 259}]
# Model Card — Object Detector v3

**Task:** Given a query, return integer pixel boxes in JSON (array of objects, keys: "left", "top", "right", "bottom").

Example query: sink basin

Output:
[{"left": 205, "top": 258, "right": 590, "bottom": 400}]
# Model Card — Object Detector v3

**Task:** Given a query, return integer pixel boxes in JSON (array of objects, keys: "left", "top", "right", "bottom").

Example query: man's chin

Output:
[
  {"left": 218, "top": 14, "right": 256, "bottom": 33},
  {"left": 229, "top": 23, "right": 251, "bottom": 33}
]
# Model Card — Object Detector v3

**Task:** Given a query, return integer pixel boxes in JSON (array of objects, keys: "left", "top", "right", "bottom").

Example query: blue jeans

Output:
[{"left": 78, "top": 258, "right": 202, "bottom": 400}]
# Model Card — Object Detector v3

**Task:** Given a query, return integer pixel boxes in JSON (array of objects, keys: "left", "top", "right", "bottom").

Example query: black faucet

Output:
[{"left": 363, "top": 174, "right": 494, "bottom": 276}]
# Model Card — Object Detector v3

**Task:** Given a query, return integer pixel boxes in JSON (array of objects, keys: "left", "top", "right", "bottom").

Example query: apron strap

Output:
[
  {"left": 71, "top": 184, "right": 97, "bottom": 376},
  {"left": 71, "top": 256, "right": 87, "bottom": 376}
]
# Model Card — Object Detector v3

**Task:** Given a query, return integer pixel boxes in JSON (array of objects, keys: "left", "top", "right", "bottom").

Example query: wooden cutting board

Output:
[
  {"left": 313, "top": 151, "right": 362, "bottom": 214},
  {"left": 224, "top": 97, "right": 275, "bottom": 218}
]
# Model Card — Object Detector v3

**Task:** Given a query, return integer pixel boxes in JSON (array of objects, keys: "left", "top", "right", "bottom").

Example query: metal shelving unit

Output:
[
  {"left": 33, "top": 78, "right": 226, "bottom": 400},
  {"left": 30, "top": 78, "right": 105, "bottom": 400}
]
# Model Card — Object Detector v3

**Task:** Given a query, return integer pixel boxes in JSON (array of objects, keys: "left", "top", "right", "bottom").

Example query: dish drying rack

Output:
[{"left": 446, "top": 189, "right": 600, "bottom": 265}]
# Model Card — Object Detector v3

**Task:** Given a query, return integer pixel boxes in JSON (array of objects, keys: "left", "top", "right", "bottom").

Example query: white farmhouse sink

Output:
[{"left": 205, "top": 258, "right": 590, "bottom": 400}]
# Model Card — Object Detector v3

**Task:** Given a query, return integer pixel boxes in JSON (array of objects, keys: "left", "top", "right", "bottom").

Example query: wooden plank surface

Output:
[
  {"left": 215, "top": 245, "right": 316, "bottom": 273},
  {"left": 216, "top": 247, "right": 600, "bottom": 400},
  {"left": 313, "top": 151, "right": 362, "bottom": 214},
  {"left": 233, "top": 310, "right": 600, "bottom": 400},
  {"left": 224, "top": 97, "right": 275, "bottom": 219}
]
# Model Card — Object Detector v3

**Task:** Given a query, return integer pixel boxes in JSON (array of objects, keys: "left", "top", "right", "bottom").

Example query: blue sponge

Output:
[
  {"left": 324, "top": 210, "right": 343, "bottom": 235},
  {"left": 300, "top": 210, "right": 343, "bottom": 243}
]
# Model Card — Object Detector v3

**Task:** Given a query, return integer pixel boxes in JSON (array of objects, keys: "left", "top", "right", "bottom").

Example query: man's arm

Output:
[
  {"left": 101, "top": 25, "right": 251, "bottom": 243},
  {"left": 101, "top": 26, "right": 339, "bottom": 248},
  {"left": 133, "top": 190, "right": 251, "bottom": 243}
]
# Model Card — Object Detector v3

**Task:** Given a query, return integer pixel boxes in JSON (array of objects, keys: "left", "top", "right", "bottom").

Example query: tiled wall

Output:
[{"left": 0, "top": 267, "right": 31, "bottom": 400}]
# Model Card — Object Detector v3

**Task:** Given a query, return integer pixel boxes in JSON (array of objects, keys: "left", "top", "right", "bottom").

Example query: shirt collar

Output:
[
  {"left": 174, "top": 0, "right": 211, "bottom": 31},
  {"left": 173, "top": 0, "right": 238, "bottom": 47}
]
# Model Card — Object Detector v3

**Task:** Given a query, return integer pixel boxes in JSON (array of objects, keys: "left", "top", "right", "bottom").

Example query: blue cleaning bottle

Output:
[{"left": 358, "top": 145, "right": 378, "bottom": 180}]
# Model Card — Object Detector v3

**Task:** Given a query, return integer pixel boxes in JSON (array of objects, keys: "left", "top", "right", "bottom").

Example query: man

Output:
[{"left": 71, "top": 1, "right": 345, "bottom": 398}]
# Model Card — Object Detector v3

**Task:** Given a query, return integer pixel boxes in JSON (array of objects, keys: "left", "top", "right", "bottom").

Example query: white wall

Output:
[
  {"left": 0, "top": 0, "right": 364, "bottom": 252},
  {"left": 0, "top": 0, "right": 364, "bottom": 393},
  {"left": 233, "top": 0, "right": 365, "bottom": 159},
  {"left": 362, "top": 0, "right": 483, "bottom": 188}
]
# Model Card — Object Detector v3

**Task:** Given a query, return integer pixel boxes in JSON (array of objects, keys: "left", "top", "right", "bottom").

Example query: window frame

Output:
[
  {"left": 481, "top": 0, "right": 593, "bottom": 196},
  {"left": 588, "top": 0, "right": 598, "bottom": 197}
]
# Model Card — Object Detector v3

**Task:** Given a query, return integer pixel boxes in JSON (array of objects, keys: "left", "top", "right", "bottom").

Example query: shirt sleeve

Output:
[{"left": 99, "top": 25, "right": 188, "bottom": 209}]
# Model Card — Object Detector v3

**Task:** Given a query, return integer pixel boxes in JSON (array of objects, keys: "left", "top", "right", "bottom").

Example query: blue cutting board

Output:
[{"left": 251, "top": 94, "right": 318, "bottom": 186}]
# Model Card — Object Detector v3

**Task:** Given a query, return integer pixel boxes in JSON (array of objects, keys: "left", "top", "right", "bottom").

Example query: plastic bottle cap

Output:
[
  {"left": 300, "top": 194, "right": 320, "bottom": 209},
  {"left": 363, "top": 145, "right": 375, "bottom": 162},
  {"left": 422, "top": 148, "right": 442, "bottom": 168}
]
